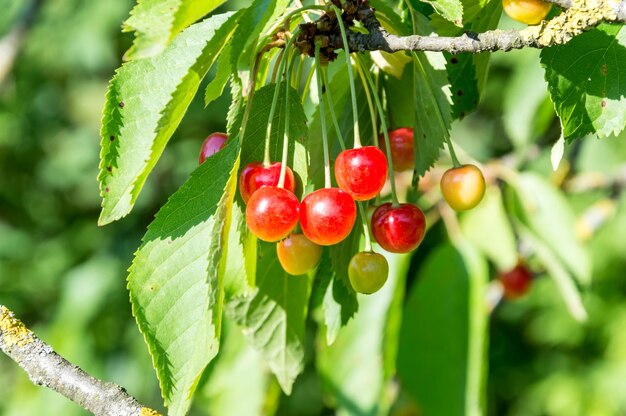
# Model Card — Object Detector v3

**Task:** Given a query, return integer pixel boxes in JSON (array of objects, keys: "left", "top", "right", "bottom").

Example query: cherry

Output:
[
  {"left": 371, "top": 203, "right": 426, "bottom": 253},
  {"left": 239, "top": 162, "right": 296, "bottom": 204},
  {"left": 502, "top": 0, "right": 551, "bottom": 24},
  {"left": 379, "top": 127, "right": 414, "bottom": 172},
  {"left": 276, "top": 234, "right": 322, "bottom": 275},
  {"left": 300, "top": 188, "right": 357, "bottom": 246},
  {"left": 348, "top": 252, "right": 389, "bottom": 294},
  {"left": 440, "top": 164, "right": 485, "bottom": 211},
  {"left": 499, "top": 264, "right": 533, "bottom": 300},
  {"left": 198, "top": 132, "right": 228, "bottom": 164},
  {"left": 334, "top": 146, "right": 388, "bottom": 201},
  {"left": 245, "top": 186, "right": 299, "bottom": 242}
]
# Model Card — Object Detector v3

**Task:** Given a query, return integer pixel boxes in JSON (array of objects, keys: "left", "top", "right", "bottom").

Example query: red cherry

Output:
[
  {"left": 371, "top": 203, "right": 426, "bottom": 253},
  {"left": 379, "top": 127, "right": 414, "bottom": 172},
  {"left": 199, "top": 132, "right": 228, "bottom": 164},
  {"left": 300, "top": 188, "right": 357, "bottom": 246},
  {"left": 245, "top": 186, "right": 300, "bottom": 242},
  {"left": 239, "top": 162, "right": 296, "bottom": 204},
  {"left": 334, "top": 146, "right": 388, "bottom": 201},
  {"left": 499, "top": 264, "right": 533, "bottom": 300}
]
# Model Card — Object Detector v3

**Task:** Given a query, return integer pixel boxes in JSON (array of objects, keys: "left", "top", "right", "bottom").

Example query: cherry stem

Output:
[
  {"left": 278, "top": 50, "right": 297, "bottom": 188},
  {"left": 315, "top": 42, "right": 332, "bottom": 189},
  {"left": 320, "top": 66, "right": 346, "bottom": 151},
  {"left": 356, "top": 55, "right": 400, "bottom": 207},
  {"left": 271, "top": 49, "right": 285, "bottom": 84},
  {"left": 355, "top": 58, "right": 378, "bottom": 147},
  {"left": 331, "top": 5, "right": 361, "bottom": 149},
  {"left": 357, "top": 202, "right": 373, "bottom": 252},
  {"left": 445, "top": 136, "right": 462, "bottom": 168},
  {"left": 238, "top": 52, "right": 264, "bottom": 146},
  {"left": 301, "top": 62, "right": 315, "bottom": 106},
  {"left": 263, "top": 29, "right": 299, "bottom": 167}
]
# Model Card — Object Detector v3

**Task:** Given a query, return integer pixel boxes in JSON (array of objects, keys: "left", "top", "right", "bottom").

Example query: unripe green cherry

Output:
[{"left": 348, "top": 252, "right": 389, "bottom": 294}]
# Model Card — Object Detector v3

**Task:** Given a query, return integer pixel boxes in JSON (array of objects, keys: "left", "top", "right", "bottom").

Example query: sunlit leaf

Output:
[{"left": 128, "top": 140, "right": 240, "bottom": 416}]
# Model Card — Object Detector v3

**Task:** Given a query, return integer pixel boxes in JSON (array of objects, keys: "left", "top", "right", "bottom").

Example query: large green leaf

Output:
[
  {"left": 317, "top": 251, "right": 412, "bottom": 415},
  {"left": 227, "top": 241, "right": 312, "bottom": 394},
  {"left": 397, "top": 244, "right": 488, "bottom": 416},
  {"left": 409, "top": 0, "right": 463, "bottom": 26},
  {"left": 541, "top": 24, "right": 626, "bottom": 140},
  {"left": 123, "top": 0, "right": 227, "bottom": 60},
  {"left": 99, "top": 12, "right": 239, "bottom": 224},
  {"left": 128, "top": 139, "right": 240, "bottom": 416}
]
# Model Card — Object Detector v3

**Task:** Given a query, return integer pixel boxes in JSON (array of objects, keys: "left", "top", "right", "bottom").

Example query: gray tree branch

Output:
[
  {"left": 0, "top": 305, "right": 161, "bottom": 416},
  {"left": 299, "top": 0, "right": 625, "bottom": 56}
]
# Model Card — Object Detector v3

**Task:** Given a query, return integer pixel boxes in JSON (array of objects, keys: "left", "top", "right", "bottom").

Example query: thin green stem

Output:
[
  {"left": 238, "top": 52, "right": 264, "bottom": 146},
  {"left": 301, "top": 63, "right": 315, "bottom": 106},
  {"left": 330, "top": 5, "right": 361, "bottom": 149},
  {"left": 357, "top": 202, "right": 373, "bottom": 252},
  {"left": 445, "top": 136, "right": 462, "bottom": 168},
  {"left": 271, "top": 49, "right": 285, "bottom": 84},
  {"left": 320, "top": 66, "right": 346, "bottom": 151},
  {"left": 315, "top": 42, "right": 332, "bottom": 189},
  {"left": 356, "top": 55, "right": 400, "bottom": 206},
  {"left": 262, "top": 29, "right": 299, "bottom": 166},
  {"left": 355, "top": 58, "right": 378, "bottom": 147},
  {"left": 278, "top": 50, "right": 297, "bottom": 188}
]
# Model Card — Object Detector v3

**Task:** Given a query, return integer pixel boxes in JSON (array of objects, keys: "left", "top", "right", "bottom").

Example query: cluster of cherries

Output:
[{"left": 199, "top": 127, "right": 488, "bottom": 295}]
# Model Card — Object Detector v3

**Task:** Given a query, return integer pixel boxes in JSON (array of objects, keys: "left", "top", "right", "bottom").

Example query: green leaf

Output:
[
  {"left": 397, "top": 244, "right": 489, "bottom": 416},
  {"left": 128, "top": 139, "right": 240, "bottom": 416},
  {"left": 99, "top": 12, "right": 240, "bottom": 224},
  {"left": 540, "top": 24, "right": 626, "bottom": 140},
  {"left": 412, "top": 49, "right": 453, "bottom": 178},
  {"left": 123, "top": 0, "right": 227, "bottom": 60},
  {"left": 509, "top": 172, "right": 591, "bottom": 285},
  {"left": 227, "top": 241, "right": 312, "bottom": 394},
  {"left": 317, "top": 251, "right": 412, "bottom": 415},
  {"left": 384, "top": 62, "right": 415, "bottom": 129},
  {"left": 205, "top": 44, "right": 233, "bottom": 106},
  {"left": 316, "top": 224, "right": 362, "bottom": 345},
  {"left": 446, "top": 53, "right": 479, "bottom": 119},
  {"left": 461, "top": 187, "right": 518, "bottom": 272},
  {"left": 229, "top": 0, "right": 289, "bottom": 86},
  {"left": 422, "top": 0, "right": 463, "bottom": 26}
]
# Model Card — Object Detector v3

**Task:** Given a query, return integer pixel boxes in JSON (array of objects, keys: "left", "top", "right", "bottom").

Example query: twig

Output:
[
  {"left": 298, "top": 0, "right": 625, "bottom": 56},
  {"left": 0, "top": 305, "right": 161, "bottom": 416}
]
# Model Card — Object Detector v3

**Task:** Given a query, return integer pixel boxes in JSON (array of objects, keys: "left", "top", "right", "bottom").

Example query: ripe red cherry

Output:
[
  {"left": 276, "top": 234, "right": 323, "bottom": 275},
  {"left": 300, "top": 188, "right": 357, "bottom": 246},
  {"left": 245, "top": 187, "right": 299, "bottom": 242},
  {"left": 198, "top": 132, "right": 228, "bottom": 164},
  {"left": 379, "top": 127, "right": 414, "bottom": 172},
  {"left": 440, "top": 164, "right": 485, "bottom": 211},
  {"left": 348, "top": 252, "right": 389, "bottom": 294},
  {"left": 371, "top": 203, "right": 426, "bottom": 253},
  {"left": 499, "top": 264, "right": 533, "bottom": 300},
  {"left": 334, "top": 146, "right": 388, "bottom": 201},
  {"left": 239, "top": 162, "right": 296, "bottom": 204}
]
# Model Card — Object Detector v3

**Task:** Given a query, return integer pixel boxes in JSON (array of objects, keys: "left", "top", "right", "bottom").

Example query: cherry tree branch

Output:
[
  {"left": 296, "top": 0, "right": 625, "bottom": 56},
  {"left": 0, "top": 305, "right": 161, "bottom": 416}
]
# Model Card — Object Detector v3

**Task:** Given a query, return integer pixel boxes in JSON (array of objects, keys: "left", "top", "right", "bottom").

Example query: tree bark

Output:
[{"left": 0, "top": 306, "right": 161, "bottom": 416}]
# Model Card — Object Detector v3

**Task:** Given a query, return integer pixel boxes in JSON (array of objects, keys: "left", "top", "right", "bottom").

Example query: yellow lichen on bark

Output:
[
  {"left": 139, "top": 407, "right": 162, "bottom": 416},
  {"left": 0, "top": 306, "right": 34, "bottom": 348},
  {"left": 520, "top": 0, "right": 619, "bottom": 45}
]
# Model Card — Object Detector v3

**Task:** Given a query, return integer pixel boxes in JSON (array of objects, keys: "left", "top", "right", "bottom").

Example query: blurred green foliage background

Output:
[{"left": 1, "top": 1, "right": 626, "bottom": 415}]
